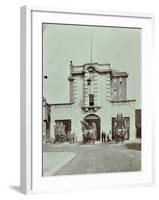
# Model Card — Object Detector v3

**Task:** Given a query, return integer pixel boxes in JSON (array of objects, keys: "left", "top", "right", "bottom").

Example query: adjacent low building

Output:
[
  {"left": 43, "top": 97, "right": 51, "bottom": 143},
  {"left": 135, "top": 109, "right": 141, "bottom": 138},
  {"left": 49, "top": 61, "right": 136, "bottom": 141}
]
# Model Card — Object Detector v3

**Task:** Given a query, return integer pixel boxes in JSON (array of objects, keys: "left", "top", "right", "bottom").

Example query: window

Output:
[
  {"left": 113, "top": 87, "right": 117, "bottom": 97},
  {"left": 114, "top": 78, "right": 117, "bottom": 84},
  {"left": 89, "top": 94, "right": 94, "bottom": 106}
]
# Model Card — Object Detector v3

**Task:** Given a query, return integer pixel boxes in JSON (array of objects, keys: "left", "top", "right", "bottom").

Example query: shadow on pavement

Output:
[{"left": 125, "top": 143, "right": 141, "bottom": 151}]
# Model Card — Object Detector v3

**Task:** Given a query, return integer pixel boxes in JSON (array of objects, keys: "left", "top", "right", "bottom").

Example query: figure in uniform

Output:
[
  {"left": 121, "top": 126, "right": 126, "bottom": 143},
  {"left": 101, "top": 131, "right": 106, "bottom": 142},
  {"left": 54, "top": 122, "right": 59, "bottom": 143},
  {"left": 107, "top": 130, "right": 112, "bottom": 143},
  {"left": 89, "top": 128, "right": 96, "bottom": 145}
]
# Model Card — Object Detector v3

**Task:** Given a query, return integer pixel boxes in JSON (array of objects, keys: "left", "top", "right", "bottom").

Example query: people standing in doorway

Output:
[
  {"left": 92, "top": 122, "right": 97, "bottom": 138},
  {"left": 107, "top": 130, "right": 112, "bottom": 143}
]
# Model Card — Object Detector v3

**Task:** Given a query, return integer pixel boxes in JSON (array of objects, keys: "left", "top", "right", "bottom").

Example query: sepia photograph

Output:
[{"left": 42, "top": 23, "right": 142, "bottom": 177}]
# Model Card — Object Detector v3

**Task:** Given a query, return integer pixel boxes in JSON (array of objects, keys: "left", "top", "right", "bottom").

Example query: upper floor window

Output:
[
  {"left": 89, "top": 94, "right": 94, "bottom": 106},
  {"left": 119, "top": 77, "right": 122, "bottom": 84},
  {"left": 87, "top": 66, "right": 95, "bottom": 72},
  {"left": 114, "top": 78, "right": 117, "bottom": 84}
]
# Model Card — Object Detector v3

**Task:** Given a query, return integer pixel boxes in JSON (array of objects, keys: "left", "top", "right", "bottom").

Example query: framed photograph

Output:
[{"left": 20, "top": 6, "right": 154, "bottom": 194}]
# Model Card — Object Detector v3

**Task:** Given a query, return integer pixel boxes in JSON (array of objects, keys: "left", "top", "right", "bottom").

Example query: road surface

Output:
[{"left": 43, "top": 142, "right": 141, "bottom": 176}]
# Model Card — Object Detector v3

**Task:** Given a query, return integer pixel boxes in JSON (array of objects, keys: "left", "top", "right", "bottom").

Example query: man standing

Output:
[
  {"left": 107, "top": 130, "right": 112, "bottom": 143},
  {"left": 101, "top": 131, "right": 106, "bottom": 142},
  {"left": 90, "top": 129, "right": 96, "bottom": 145}
]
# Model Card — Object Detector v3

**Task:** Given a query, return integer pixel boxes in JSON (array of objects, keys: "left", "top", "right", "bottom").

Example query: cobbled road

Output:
[{"left": 43, "top": 142, "right": 141, "bottom": 175}]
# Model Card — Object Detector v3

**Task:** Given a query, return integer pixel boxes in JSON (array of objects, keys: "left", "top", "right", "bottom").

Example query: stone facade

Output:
[{"left": 49, "top": 61, "right": 136, "bottom": 141}]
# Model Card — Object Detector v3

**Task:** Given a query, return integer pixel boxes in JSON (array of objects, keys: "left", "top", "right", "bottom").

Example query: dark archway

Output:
[{"left": 84, "top": 114, "right": 100, "bottom": 141}]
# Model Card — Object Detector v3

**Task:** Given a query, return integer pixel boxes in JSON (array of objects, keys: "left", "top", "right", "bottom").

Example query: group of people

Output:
[
  {"left": 53, "top": 120, "right": 127, "bottom": 144},
  {"left": 101, "top": 126, "right": 127, "bottom": 143},
  {"left": 53, "top": 121, "right": 77, "bottom": 144},
  {"left": 81, "top": 122, "right": 97, "bottom": 145},
  {"left": 54, "top": 121, "right": 66, "bottom": 143},
  {"left": 114, "top": 126, "right": 127, "bottom": 143}
]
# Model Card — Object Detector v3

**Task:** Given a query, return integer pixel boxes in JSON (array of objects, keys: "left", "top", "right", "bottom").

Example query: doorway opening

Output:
[{"left": 84, "top": 114, "right": 100, "bottom": 140}]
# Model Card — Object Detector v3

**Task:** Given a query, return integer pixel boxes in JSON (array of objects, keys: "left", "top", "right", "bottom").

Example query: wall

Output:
[
  {"left": 74, "top": 76, "right": 84, "bottom": 105},
  {"left": 0, "top": 0, "right": 158, "bottom": 200},
  {"left": 112, "top": 77, "right": 127, "bottom": 101}
]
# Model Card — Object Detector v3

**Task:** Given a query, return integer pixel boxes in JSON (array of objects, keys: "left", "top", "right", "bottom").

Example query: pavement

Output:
[
  {"left": 43, "top": 141, "right": 141, "bottom": 176},
  {"left": 43, "top": 151, "right": 76, "bottom": 176}
]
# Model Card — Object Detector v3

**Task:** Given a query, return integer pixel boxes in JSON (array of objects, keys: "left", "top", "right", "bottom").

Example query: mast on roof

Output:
[{"left": 90, "top": 31, "right": 93, "bottom": 64}]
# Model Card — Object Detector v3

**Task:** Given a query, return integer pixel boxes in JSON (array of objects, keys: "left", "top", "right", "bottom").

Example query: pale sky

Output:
[{"left": 43, "top": 24, "right": 141, "bottom": 109}]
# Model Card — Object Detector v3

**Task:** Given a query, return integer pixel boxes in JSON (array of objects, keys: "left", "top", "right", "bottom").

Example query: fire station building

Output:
[{"left": 49, "top": 61, "right": 136, "bottom": 141}]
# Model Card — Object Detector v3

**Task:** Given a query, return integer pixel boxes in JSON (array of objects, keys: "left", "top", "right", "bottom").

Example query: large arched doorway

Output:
[{"left": 84, "top": 114, "right": 100, "bottom": 141}]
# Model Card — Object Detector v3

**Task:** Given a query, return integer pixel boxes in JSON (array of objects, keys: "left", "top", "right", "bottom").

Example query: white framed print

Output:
[{"left": 20, "top": 6, "right": 154, "bottom": 194}]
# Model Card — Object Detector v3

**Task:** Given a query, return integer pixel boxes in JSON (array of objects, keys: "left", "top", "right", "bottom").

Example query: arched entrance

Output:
[{"left": 84, "top": 114, "right": 100, "bottom": 141}]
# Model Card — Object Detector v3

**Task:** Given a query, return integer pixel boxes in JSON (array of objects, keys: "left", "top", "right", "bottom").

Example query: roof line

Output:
[{"left": 50, "top": 102, "right": 74, "bottom": 106}]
